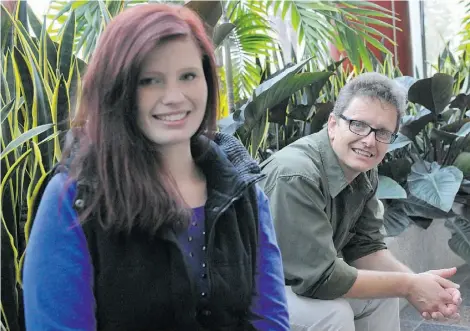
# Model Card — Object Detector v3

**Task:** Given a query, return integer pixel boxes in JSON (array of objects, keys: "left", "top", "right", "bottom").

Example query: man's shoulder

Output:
[{"left": 260, "top": 134, "right": 325, "bottom": 179}]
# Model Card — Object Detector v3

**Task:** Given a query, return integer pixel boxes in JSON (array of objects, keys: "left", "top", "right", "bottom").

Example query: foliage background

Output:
[{"left": 1, "top": 1, "right": 469, "bottom": 331}]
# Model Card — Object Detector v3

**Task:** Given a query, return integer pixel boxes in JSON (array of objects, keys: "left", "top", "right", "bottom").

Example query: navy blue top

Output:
[
  {"left": 23, "top": 173, "right": 290, "bottom": 330},
  {"left": 175, "top": 206, "right": 210, "bottom": 298}
]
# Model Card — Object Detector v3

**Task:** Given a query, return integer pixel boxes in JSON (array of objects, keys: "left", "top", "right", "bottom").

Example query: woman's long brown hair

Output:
[{"left": 63, "top": 4, "right": 219, "bottom": 234}]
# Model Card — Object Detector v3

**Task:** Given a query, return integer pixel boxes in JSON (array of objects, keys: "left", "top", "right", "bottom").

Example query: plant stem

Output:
[{"left": 442, "top": 140, "right": 454, "bottom": 166}]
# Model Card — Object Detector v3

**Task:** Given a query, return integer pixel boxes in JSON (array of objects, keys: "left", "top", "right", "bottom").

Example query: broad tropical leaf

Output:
[
  {"left": 408, "top": 73, "right": 455, "bottom": 114},
  {"left": 453, "top": 152, "right": 470, "bottom": 177},
  {"left": 400, "top": 108, "right": 433, "bottom": 140},
  {"left": 377, "top": 175, "right": 407, "bottom": 200},
  {"left": 407, "top": 161, "right": 464, "bottom": 212},
  {"left": 446, "top": 216, "right": 470, "bottom": 264},
  {"left": 236, "top": 59, "right": 331, "bottom": 129},
  {"left": 213, "top": 22, "right": 236, "bottom": 49},
  {"left": 387, "top": 133, "right": 412, "bottom": 153},
  {"left": 383, "top": 201, "right": 411, "bottom": 237}
]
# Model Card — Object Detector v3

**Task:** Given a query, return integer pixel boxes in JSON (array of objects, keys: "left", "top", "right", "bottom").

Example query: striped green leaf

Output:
[{"left": 1, "top": 124, "right": 54, "bottom": 159}]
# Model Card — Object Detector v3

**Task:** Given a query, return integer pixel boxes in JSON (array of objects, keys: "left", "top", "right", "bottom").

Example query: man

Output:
[{"left": 259, "top": 72, "right": 462, "bottom": 331}]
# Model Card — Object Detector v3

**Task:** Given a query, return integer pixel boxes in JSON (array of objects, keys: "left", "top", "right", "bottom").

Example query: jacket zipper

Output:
[{"left": 205, "top": 175, "right": 264, "bottom": 300}]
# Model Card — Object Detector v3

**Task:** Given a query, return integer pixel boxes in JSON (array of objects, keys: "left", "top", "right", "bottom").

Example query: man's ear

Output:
[{"left": 327, "top": 114, "right": 337, "bottom": 140}]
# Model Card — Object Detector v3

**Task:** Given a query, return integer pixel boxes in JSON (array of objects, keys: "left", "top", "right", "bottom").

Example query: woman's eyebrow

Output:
[{"left": 140, "top": 67, "right": 201, "bottom": 75}]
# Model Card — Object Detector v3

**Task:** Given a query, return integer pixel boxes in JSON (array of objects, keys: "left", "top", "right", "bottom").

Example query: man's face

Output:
[{"left": 327, "top": 96, "right": 398, "bottom": 181}]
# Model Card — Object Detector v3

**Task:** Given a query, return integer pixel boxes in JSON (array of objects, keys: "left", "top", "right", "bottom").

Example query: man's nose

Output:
[{"left": 361, "top": 131, "right": 377, "bottom": 146}]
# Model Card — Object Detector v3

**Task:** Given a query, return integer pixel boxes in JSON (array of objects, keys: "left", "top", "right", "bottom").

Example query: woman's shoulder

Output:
[
  {"left": 254, "top": 184, "right": 270, "bottom": 219},
  {"left": 33, "top": 171, "right": 78, "bottom": 225},
  {"left": 42, "top": 171, "right": 76, "bottom": 200},
  {"left": 236, "top": 184, "right": 271, "bottom": 225},
  {"left": 27, "top": 171, "right": 85, "bottom": 260}
]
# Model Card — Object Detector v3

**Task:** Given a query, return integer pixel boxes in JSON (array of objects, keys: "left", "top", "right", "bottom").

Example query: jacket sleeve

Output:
[
  {"left": 248, "top": 186, "right": 290, "bottom": 331},
  {"left": 260, "top": 161, "right": 358, "bottom": 300},
  {"left": 342, "top": 193, "right": 387, "bottom": 263},
  {"left": 23, "top": 173, "right": 96, "bottom": 331}
]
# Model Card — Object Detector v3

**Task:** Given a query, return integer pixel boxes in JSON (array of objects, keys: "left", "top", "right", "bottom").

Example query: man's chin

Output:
[{"left": 347, "top": 160, "right": 376, "bottom": 174}]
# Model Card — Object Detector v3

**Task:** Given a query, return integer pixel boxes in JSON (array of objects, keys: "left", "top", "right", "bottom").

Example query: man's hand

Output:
[
  {"left": 420, "top": 268, "right": 462, "bottom": 321},
  {"left": 422, "top": 288, "right": 462, "bottom": 321},
  {"left": 406, "top": 268, "right": 461, "bottom": 320}
]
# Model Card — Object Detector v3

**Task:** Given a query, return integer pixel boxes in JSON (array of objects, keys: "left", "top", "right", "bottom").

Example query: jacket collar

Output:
[{"left": 192, "top": 132, "right": 263, "bottom": 204}]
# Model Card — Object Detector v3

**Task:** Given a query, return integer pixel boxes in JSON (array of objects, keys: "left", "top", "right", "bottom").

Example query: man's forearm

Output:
[
  {"left": 343, "top": 249, "right": 415, "bottom": 299},
  {"left": 343, "top": 269, "right": 414, "bottom": 299},
  {"left": 351, "top": 249, "right": 413, "bottom": 273}
]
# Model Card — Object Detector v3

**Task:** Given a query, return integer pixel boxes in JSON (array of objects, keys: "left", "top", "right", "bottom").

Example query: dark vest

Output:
[{"left": 69, "top": 138, "right": 262, "bottom": 331}]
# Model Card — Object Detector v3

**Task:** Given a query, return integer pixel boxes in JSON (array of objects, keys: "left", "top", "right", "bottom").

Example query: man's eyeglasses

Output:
[{"left": 339, "top": 114, "right": 397, "bottom": 144}]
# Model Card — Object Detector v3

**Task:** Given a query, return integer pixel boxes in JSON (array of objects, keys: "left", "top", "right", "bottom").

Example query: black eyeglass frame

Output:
[{"left": 339, "top": 114, "right": 398, "bottom": 144}]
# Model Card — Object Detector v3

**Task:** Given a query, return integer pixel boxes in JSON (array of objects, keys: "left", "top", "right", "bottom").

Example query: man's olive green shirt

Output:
[{"left": 259, "top": 128, "right": 387, "bottom": 300}]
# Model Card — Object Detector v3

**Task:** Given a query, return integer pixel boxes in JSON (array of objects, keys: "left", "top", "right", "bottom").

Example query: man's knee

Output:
[
  {"left": 320, "top": 299, "right": 356, "bottom": 331},
  {"left": 349, "top": 297, "right": 400, "bottom": 331},
  {"left": 286, "top": 287, "right": 355, "bottom": 331},
  {"left": 372, "top": 297, "right": 400, "bottom": 316},
  {"left": 348, "top": 297, "right": 400, "bottom": 319},
  {"left": 384, "top": 297, "right": 400, "bottom": 309}
]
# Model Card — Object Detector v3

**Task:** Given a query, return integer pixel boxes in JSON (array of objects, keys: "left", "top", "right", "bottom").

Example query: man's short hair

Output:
[{"left": 332, "top": 72, "right": 407, "bottom": 132}]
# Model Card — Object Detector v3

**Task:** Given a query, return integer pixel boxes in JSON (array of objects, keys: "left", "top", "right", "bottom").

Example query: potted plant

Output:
[{"left": 377, "top": 67, "right": 470, "bottom": 264}]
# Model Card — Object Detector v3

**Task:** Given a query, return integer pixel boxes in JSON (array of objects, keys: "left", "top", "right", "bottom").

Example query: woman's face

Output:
[{"left": 136, "top": 36, "right": 208, "bottom": 147}]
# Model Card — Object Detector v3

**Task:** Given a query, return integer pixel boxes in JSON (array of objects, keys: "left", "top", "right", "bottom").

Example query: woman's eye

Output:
[
  {"left": 138, "top": 78, "right": 162, "bottom": 86},
  {"left": 181, "top": 73, "right": 196, "bottom": 81}
]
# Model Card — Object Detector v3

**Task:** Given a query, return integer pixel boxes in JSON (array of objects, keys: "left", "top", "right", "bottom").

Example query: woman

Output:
[{"left": 23, "top": 4, "right": 289, "bottom": 331}]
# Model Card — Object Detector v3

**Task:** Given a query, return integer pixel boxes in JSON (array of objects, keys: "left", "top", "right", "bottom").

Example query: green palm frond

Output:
[
  {"left": 46, "top": 0, "right": 179, "bottom": 60},
  {"left": 458, "top": 0, "right": 470, "bottom": 54},
  {"left": 46, "top": 0, "right": 203, "bottom": 61},
  {"left": 226, "top": 1, "right": 276, "bottom": 102},
  {"left": 46, "top": 0, "right": 109, "bottom": 60},
  {"left": 271, "top": 0, "right": 396, "bottom": 71}
]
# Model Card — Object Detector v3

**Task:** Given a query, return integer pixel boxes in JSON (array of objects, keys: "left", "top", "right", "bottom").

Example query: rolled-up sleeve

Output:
[
  {"left": 261, "top": 164, "right": 358, "bottom": 300},
  {"left": 342, "top": 195, "right": 387, "bottom": 263}
]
